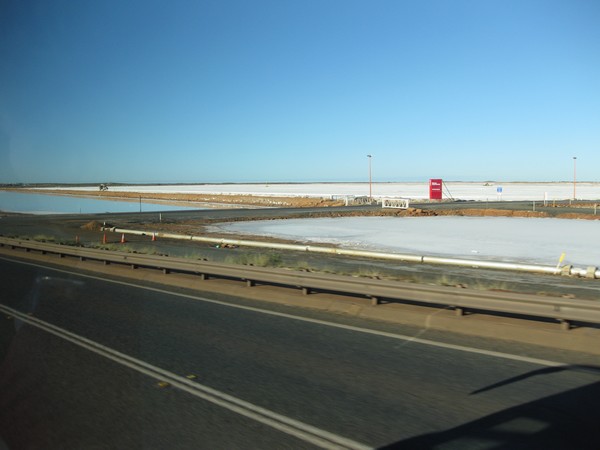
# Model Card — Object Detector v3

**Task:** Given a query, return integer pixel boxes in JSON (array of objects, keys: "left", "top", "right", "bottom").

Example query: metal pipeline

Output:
[
  {"left": 421, "top": 256, "right": 561, "bottom": 275},
  {"left": 108, "top": 228, "right": 597, "bottom": 279}
]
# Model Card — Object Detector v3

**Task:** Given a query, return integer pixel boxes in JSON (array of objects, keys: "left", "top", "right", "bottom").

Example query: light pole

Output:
[
  {"left": 367, "top": 154, "right": 372, "bottom": 200},
  {"left": 573, "top": 156, "right": 577, "bottom": 200}
]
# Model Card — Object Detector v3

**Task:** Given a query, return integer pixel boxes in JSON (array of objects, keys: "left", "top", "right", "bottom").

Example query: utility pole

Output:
[
  {"left": 367, "top": 154, "right": 372, "bottom": 201},
  {"left": 573, "top": 156, "right": 577, "bottom": 200}
]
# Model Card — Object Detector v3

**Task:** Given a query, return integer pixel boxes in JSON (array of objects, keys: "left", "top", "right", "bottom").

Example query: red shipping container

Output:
[{"left": 429, "top": 179, "right": 442, "bottom": 200}]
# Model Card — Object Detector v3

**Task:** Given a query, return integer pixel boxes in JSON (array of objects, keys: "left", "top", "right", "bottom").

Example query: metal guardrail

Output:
[{"left": 1, "top": 236, "right": 599, "bottom": 329}]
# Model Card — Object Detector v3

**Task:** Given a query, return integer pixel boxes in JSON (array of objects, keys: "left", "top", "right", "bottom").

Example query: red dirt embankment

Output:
[{"left": 21, "top": 189, "right": 345, "bottom": 208}]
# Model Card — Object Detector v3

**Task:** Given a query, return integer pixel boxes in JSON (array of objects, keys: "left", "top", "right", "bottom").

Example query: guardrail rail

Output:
[{"left": 1, "top": 236, "right": 599, "bottom": 330}]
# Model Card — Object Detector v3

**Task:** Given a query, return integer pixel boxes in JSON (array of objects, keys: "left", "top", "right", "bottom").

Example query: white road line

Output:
[
  {"left": 0, "top": 255, "right": 567, "bottom": 368},
  {"left": 0, "top": 303, "right": 371, "bottom": 450}
]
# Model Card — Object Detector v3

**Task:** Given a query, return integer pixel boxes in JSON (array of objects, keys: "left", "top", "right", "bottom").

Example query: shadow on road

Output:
[{"left": 380, "top": 365, "right": 600, "bottom": 449}]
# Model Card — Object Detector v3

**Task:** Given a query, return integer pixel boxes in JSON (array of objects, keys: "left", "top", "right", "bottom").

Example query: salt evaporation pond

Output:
[
  {"left": 210, "top": 216, "right": 600, "bottom": 267},
  {"left": 0, "top": 191, "right": 202, "bottom": 214}
]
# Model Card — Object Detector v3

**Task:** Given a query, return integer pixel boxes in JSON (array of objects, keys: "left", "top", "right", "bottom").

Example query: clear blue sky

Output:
[{"left": 1, "top": 0, "right": 598, "bottom": 183}]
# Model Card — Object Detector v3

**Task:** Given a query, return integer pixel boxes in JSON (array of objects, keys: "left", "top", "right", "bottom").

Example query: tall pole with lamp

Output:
[
  {"left": 367, "top": 154, "right": 372, "bottom": 201},
  {"left": 573, "top": 156, "right": 577, "bottom": 200}
]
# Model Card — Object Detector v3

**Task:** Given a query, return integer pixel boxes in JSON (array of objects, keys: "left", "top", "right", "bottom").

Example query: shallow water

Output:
[{"left": 0, "top": 191, "right": 201, "bottom": 214}]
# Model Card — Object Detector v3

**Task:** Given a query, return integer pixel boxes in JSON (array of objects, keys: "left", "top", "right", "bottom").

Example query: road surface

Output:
[{"left": 1, "top": 257, "right": 599, "bottom": 448}]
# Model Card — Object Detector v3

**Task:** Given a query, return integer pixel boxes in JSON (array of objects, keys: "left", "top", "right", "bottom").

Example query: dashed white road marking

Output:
[{"left": 0, "top": 303, "right": 371, "bottom": 450}]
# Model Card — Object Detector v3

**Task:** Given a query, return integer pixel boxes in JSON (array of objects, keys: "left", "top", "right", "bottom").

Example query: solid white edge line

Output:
[
  {"left": 0, "top": 255, "right": 567, "bottom": 368},
  {"left": 0, "top": 303, "right": 372, "bottom": 450}
]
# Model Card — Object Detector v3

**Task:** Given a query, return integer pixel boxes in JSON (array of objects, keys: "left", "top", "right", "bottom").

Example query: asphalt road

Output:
[{"left": 1, "top": 257, "right": 599, "bottom": 449}]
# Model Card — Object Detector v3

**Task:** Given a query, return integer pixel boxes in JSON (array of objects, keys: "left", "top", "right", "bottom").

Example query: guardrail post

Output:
[
  {"left": 455, "top": 307, "right": 464, "bottom": 317},
  {"left": 199, "top": 273, "right": 207, "bottom": 281},
  {"left": 246, "top": 279, "right": 254, "bottom": 287},
  {"left": 370, "top": 296, "right": 379, "bottom": 306},
  {"left": 163, "top": 268, "right": 170, "bottom": 274},
  {"left": 560, "top": 319, "right": 571, "bottom": 331},
  {"left": 302, "top": 287, "right": 310, "bottom": 295}
]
